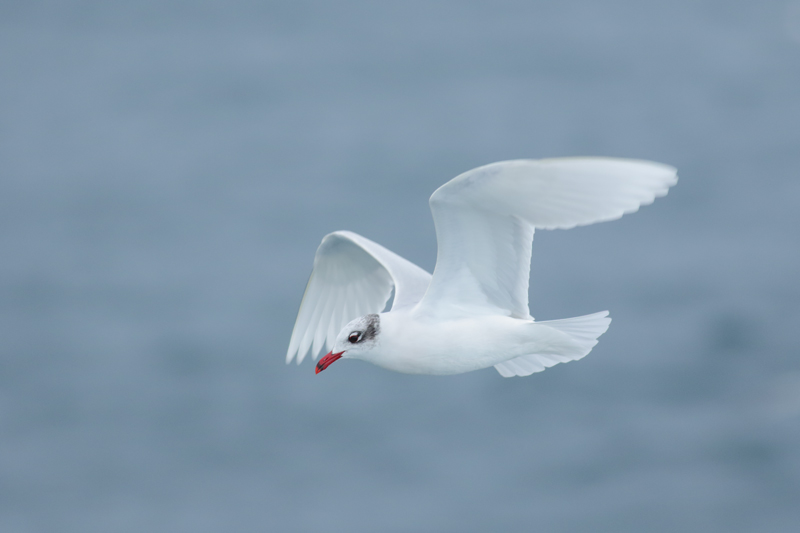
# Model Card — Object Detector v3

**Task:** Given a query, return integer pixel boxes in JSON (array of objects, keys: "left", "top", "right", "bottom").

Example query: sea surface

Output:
[{"left": 2, "top": 1, "right": 799, "bottom": 531}]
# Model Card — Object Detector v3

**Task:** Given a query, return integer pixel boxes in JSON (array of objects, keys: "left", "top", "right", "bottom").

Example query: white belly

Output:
[{"left": 367, "top": 313, "right": 562, "bottom": 375}]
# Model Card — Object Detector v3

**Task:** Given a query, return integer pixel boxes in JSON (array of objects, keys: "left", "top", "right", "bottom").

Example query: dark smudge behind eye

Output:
[{"left": 361, "top": 314, "right": 380, "bottom": 342}]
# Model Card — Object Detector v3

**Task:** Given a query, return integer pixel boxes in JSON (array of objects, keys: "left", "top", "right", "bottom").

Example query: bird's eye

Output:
[{"left": 348, "top": 332, "right": 360, "bottom": 343}]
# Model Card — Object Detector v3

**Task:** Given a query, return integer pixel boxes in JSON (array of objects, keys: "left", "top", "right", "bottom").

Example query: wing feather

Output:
[
  {"left": 324, "top": 287, "right": 343, "bottom": 351},
  {"left": 311, "top": 288, "right": 336, "bottom": 358},
  {"left": 286, "top": 231, "right": 432, "bottom": 364},
  {"left": 417, "top": 158, "right": 677, "bottom": 318}
]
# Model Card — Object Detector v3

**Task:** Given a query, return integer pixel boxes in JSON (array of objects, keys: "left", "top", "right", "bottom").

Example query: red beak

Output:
[{"left": 315, "top": 351, "right": 344, "bottom": 374}]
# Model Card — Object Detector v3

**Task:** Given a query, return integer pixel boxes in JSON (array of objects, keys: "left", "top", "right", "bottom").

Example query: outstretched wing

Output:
[
  {"left": 286, "top": 231, "right": 431, "bottom": 364},
  {"left": 416, "top": 158, "right": 678, "bottom": 319}
]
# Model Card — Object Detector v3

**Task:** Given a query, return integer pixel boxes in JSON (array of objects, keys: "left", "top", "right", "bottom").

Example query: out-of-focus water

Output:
[{"left": 1, "top": 1, "right": 799, "bottom": 531}]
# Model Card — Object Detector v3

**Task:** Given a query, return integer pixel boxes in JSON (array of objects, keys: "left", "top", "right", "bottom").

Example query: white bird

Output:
[{"left": 286, "top": 158, "right": 677, "bottom": 377}]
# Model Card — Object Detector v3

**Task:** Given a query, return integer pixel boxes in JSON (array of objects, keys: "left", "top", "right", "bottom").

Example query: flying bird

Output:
[{"left": 286, "top": 158, "right": 677, "bottom": 377}]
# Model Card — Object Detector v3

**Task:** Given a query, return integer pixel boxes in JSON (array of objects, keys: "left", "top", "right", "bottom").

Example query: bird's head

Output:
[{"left": 315, "top": 313, "right": 382, "bottom": 374}]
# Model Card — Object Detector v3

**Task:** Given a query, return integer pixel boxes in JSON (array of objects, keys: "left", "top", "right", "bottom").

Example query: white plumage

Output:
[{"left": 286, "top": 157, "right": 677, "bottom": 377}]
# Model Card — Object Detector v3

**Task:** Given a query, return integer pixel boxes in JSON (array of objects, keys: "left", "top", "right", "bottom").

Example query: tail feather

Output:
[{"left": 494, "top": 311, "right": 611, "bottom": 378}]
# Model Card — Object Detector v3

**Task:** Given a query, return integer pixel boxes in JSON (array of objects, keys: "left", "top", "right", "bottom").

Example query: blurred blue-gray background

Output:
[{"left": 2, "top": 1, "right": 799, "bottom": 531}]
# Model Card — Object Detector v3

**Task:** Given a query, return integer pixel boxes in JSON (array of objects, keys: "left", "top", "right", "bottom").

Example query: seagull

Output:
[{"left": 286, "top": 158, "right": 677, "bottom": 377}]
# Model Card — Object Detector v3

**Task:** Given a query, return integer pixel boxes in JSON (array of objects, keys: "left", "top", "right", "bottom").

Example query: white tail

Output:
[{"left": 494, "top": 311, "right": 611, "bottom": 377}]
